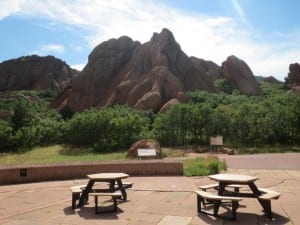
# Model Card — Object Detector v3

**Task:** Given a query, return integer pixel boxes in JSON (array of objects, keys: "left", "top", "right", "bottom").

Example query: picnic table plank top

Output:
[
  {"left": 87, "top": 172, "right": 129, "bottom": 180},
  {"left": 208, "top": 173, "right": 259, "bottom": 183}
]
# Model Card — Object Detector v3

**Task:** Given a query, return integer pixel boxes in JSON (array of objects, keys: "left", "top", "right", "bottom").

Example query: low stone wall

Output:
[{"left": 0, "top": 160, "right": 183, "bottom": 185}]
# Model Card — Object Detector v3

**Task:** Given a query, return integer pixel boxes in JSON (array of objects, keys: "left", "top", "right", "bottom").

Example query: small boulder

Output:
[{"left": 127, "top": 139, "right": 162, "bottom": 158}]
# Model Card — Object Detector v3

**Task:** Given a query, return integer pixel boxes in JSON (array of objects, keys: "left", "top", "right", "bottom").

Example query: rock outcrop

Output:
[
  {"left": 190, "top": 57, "right": 222, "bottom": 81},
  {"left": 221, "top": 55, "right": 261, "bottom": 95},
  {"left": 288, "top": 63, "right": 300, "bottom": 93},
  {"left": 126, "top": 139, "right": 162, "bottom": 158},
  {"left": 0, "top": 55, "right": 77, "bottom": 93},
  {"left": 66, "top": 28, "right": 216, "bottom": 112}
]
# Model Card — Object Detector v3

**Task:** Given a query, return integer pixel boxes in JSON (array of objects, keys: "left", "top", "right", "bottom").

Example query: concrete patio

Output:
[{"left": 0, "top": 168, "right": 299, "bottom": 225}]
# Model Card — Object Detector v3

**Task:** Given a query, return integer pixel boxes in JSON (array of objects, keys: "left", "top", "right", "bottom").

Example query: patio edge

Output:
[{"left": 0, "top": 160, "right": 183, "bottom": 185}]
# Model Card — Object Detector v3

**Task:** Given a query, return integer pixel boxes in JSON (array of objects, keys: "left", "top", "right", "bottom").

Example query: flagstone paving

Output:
[{"left": 0, "top": 167, "right": 299, "bottom": 225}]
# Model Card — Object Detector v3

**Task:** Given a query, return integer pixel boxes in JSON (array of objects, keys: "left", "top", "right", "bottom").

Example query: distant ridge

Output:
[{"left": 0, "top": 55, "right": 78, "bottom": 93}]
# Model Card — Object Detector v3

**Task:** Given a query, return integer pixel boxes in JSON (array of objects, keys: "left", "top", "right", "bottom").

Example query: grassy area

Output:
[
  {"left": 0, "top": 145, "right": 128, "bottom": 166},
  {"left": 183, "top": 156, "right": 226, "bottom": 177},
  {"left": 2, "top": 144, "right": 296, "bottom": 174}
]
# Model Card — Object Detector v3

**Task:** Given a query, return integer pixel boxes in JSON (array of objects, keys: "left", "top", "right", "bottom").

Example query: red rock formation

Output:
[
  {"left": 221, "top": 55, "right": 261, "bottom": 95},
  {"left": 159, "top": 98, "right": 181, "bottom": 113},
  {"left": 190, "top": 57, "right": 222, "bottom": 81},
  {"left": 68, "top": 36, "right": 140, "bottom": 111},
  {"left": 0, "top": 55, "right": 77, "bottom": 92},
  {"left": 67, "top": 28, "right": 215, "bottom": 112},
  {"left": 288, "top": 63, "right": 300, "bottom": 93},
  {"left": 0, "top": 29, "right": 266, "bottom": 113}
]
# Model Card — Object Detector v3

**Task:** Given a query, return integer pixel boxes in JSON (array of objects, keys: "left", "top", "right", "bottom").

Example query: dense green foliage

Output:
[
  {"left": 0, "top": 91, "right": 63, "bottom": 152},
  {"left": 0, "top": 82, "right": 299, "bottom": 153},
  {"left": 64, "top": 105, "right": 149, "bottom": 152},
  {"left": 183, "top": 83, "right": 300, "bottom": 147},
  {"left": 153, "top": 84, "right": 300, "bottom": 147}
]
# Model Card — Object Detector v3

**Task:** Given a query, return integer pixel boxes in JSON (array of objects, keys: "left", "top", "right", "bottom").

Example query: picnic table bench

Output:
[
  {"left": 195, "top": 190, "right": 242, "bottom": 220},
  {"left": 89, "top": 192, "right": 122, "bottom": 213},
  {"left": 196, "top": 174, "right": 281, "bottom": 220},
  {"left": 70, "top": 185, "right": 87, "bottom": 209}
]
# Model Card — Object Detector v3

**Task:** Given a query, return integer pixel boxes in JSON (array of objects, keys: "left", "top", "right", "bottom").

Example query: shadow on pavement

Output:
[{"left": 196, "top": 211, "right": 290, "bottom": 225}]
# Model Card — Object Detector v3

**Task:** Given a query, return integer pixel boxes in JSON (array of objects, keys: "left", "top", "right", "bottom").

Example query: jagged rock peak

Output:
[
  {"left": 88, "top": 36, "right": 139, "bottom": 61},
  {"left": 150, "top": 28, "right": 177, "bottom": 45}
]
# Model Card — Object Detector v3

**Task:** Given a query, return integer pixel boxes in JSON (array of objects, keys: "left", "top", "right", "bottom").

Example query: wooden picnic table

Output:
[
  {"left": 208, "top": 173, "right": 278, "bottom": 219},
  {"left": 77, "top": 172, "right": 129, "bottom": 207},
  {"left": 209, "top": 174, "right": 260, "bottom": 196}
]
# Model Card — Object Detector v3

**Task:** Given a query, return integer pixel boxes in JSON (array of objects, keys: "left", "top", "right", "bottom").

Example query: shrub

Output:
[
  {"left": 64, "top": 105, "right": 149, "bottom": 152},
  {"left": 0, "top": 120, "right": 13, "bottom": 152},
  {"left": 183, "top": 156, "right": 226, "bottom": 176}
]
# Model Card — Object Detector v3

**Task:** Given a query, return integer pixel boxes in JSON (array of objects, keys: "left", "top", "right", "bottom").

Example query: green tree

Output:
[{"left": 10, "top": 101, "right": 31, "bottom": 131}]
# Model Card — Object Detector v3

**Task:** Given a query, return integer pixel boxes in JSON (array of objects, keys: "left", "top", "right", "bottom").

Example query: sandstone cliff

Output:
[{"left": 0, "top": 55, "right": 77, "bottom": 93}]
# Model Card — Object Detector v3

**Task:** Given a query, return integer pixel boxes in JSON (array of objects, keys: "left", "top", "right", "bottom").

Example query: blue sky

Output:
[{"left": 1, "top": 0, "right": 300, "bottom": 81}]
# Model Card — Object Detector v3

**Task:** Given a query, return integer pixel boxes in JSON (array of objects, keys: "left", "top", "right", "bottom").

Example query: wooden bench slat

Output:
[
  {"left": 195, "top": 190, "right": 242, "bottom": 201},
  {"left": 195, "top": 190, "right": 242, "bottom": 220},
  {"left": 70, "top": 185, "right": 87, "bottom": 193},
  {"left": 199, "top": 183, "right": 242, "bottom": 191},
  {"left": 89, "top": 192, "right": 122, "bottom": 197},
  {"left": 199, "top": 183, "right": 218, "bottom": 190},
  {"left": 258, "top": 188, "right": 280, "bottom": 200}
]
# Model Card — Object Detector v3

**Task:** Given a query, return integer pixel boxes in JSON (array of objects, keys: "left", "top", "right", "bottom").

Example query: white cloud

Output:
[
  {"left": 31, "top": 44, "right": 65, "bottom": 55},
  {"left": 0, "top": 0, "right": 25, "bottom": 19},
  {"left": 2, "top": 0, "right": 300, "bottom": 81},
  {"left": 41, "top": 44, "right": 65, "bottom": 53},
  {"left": 230, "top": 0, "right": 250, "bottom": 27}
]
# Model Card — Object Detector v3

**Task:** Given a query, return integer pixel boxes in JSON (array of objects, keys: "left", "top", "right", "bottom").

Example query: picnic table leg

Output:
[
  {"left": 231, "top": 200, "right": 239, "bottom": 220},
  {"left": 248, "top": 183, "right": 261, "bottom": 196},
  {"left": 213, "top": 200, "right": 221, "bottom": 216},
  {"left": 218, "top": 182, "right": 226, "bottom": 195},
  {"left": 248, "top": 182, "right": 273, "bottom": 219},
  {"left": 109, "top": 180, "right": 116, "bottom": 192},
  {"left": 78, "top": 180, "right": 94, "bottom": 207},
  {"left": 197, "top": 195, "right": 203, "bottom": 212},
  {"left": 116, "top": 179, "right": 127, "bottom": 200},
  {"left": 259, "top": 199, "right": 272, "bottom": 219},
  {"left": 72, "top": 192, "right": 80, "bottom": 209}
]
